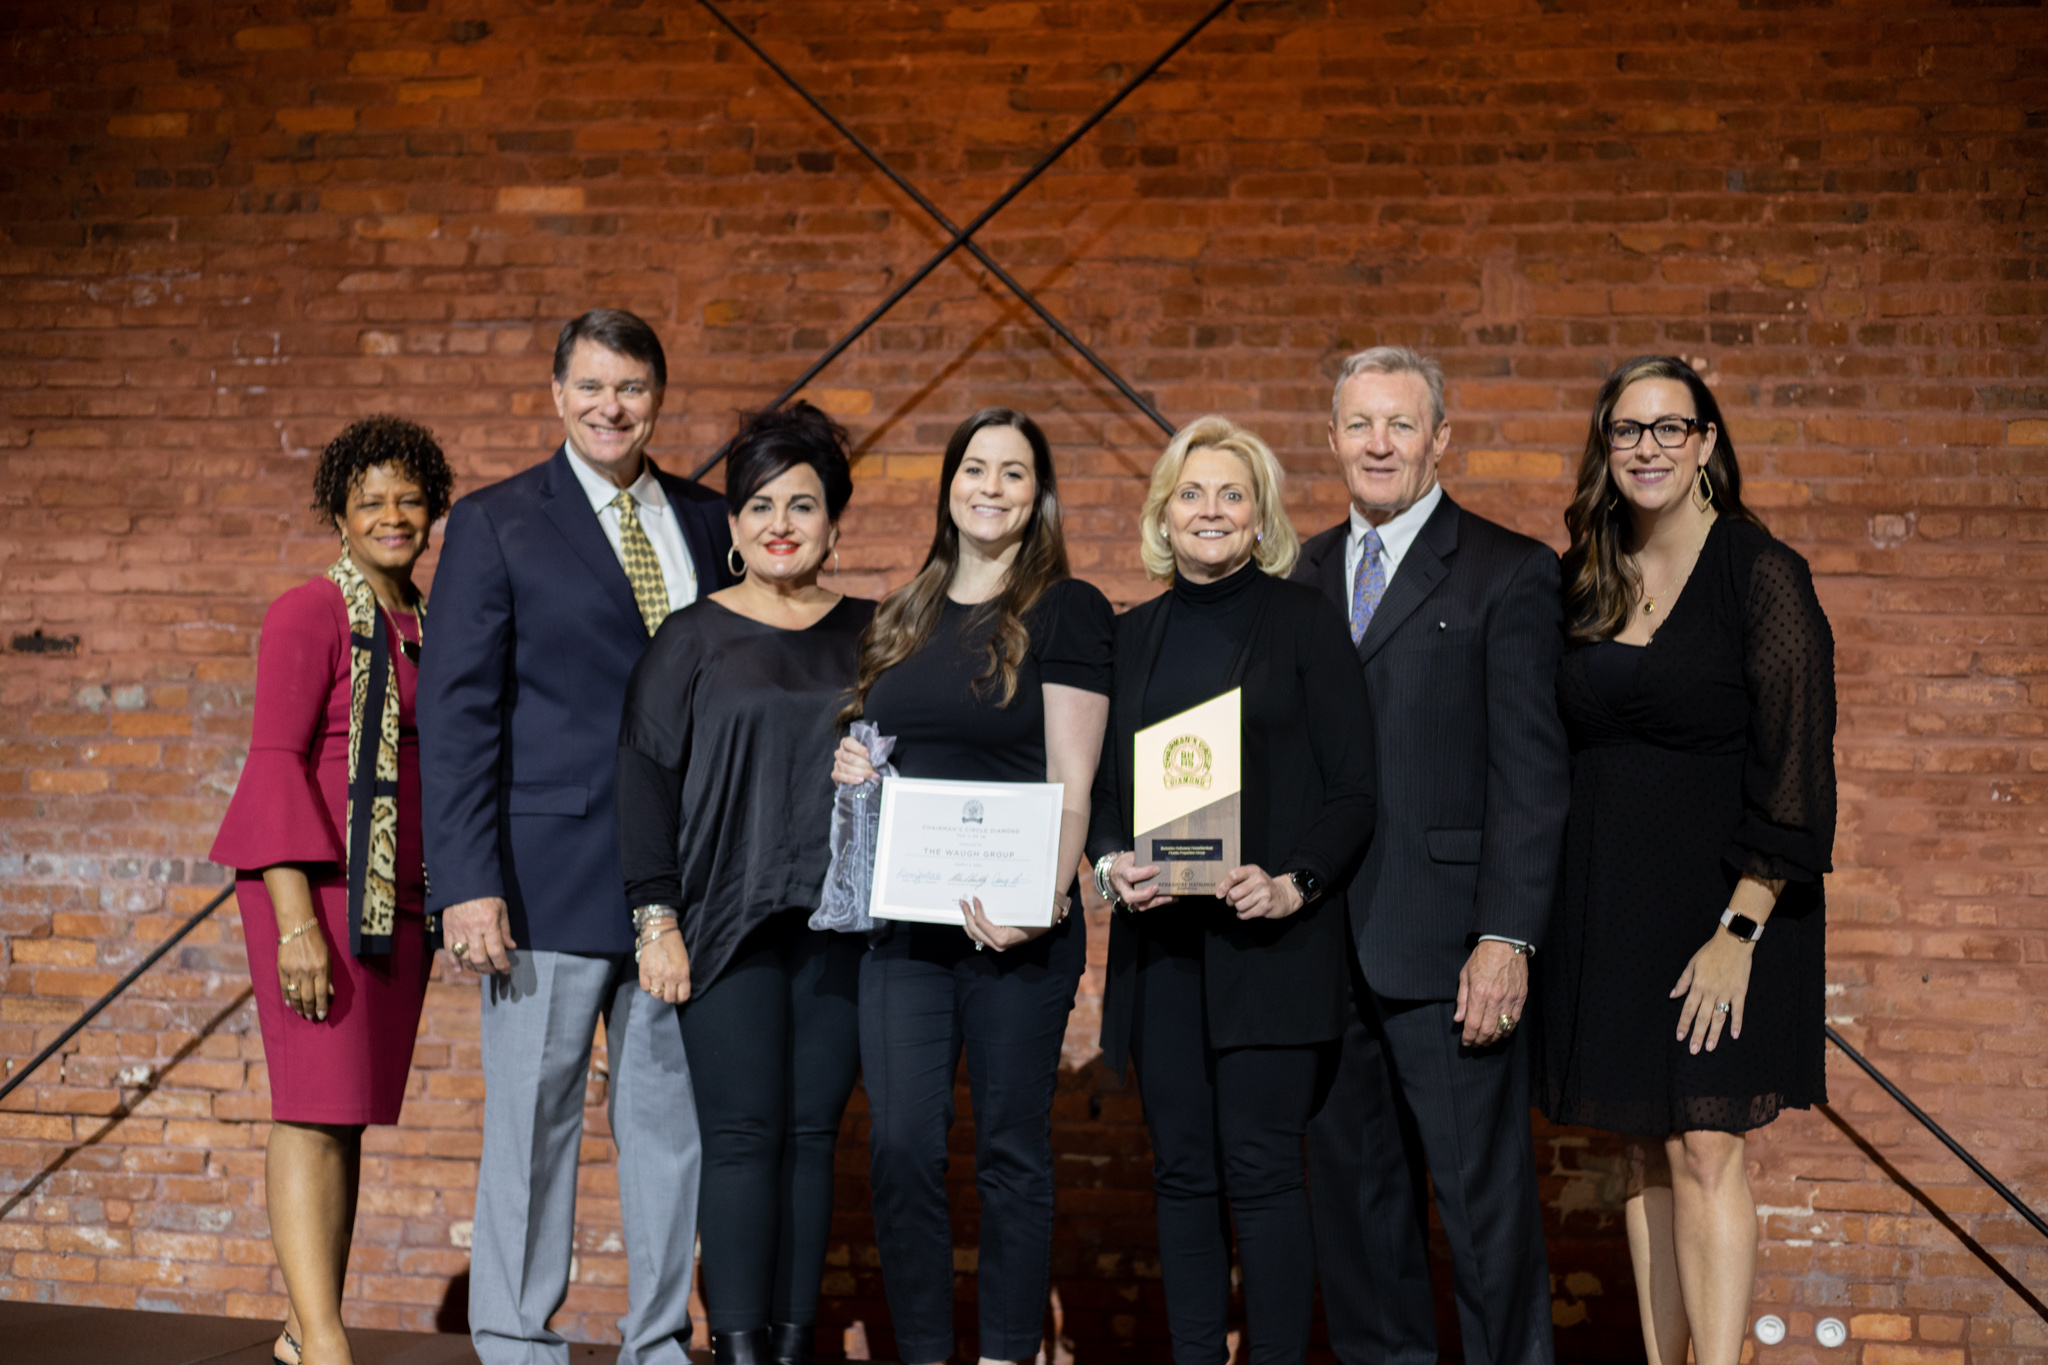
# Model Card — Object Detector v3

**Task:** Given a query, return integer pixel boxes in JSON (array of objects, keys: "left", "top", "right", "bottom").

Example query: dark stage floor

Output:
[{"left": 0, "top": 1300, "right": 622, "bottom": 1364}]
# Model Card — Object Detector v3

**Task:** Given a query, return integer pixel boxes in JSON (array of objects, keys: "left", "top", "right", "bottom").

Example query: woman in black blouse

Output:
[
  {"left": 617, "top": 402, "right": 875, "bottom": 1365},
  {"left": 830, "top": 408, "right": 1111, "bottom": 1365},
  {"left": 1088, "top": 416, "right": 1377, "bottom": 1365},
  {"left": 1534, "top": 357, "right": 1835, "bottom": 1365}
]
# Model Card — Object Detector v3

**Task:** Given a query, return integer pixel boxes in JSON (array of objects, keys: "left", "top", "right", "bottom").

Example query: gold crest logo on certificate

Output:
[{"left": 1133, "top": 688, "right": 1241, "bottom": 896}]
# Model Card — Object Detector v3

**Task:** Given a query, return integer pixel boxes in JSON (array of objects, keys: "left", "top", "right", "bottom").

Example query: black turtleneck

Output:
[{"left": 1142, "top": 557, "right": 1265, "bottom": 729}]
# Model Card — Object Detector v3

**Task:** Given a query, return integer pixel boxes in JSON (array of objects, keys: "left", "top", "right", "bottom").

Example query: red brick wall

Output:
[{"left": 4, "top": 0, "right": 2046, "bottom": 1361}]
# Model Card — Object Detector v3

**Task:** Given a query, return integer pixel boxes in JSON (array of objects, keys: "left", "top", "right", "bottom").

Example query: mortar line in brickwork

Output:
[
  {"left": 1825, "top": 1024, "right": 2048, "bottom": 1245},
  {"left": 693, "top": 0, "right": 1176, "bottom": 443},
  {"left": 691, "top": 0, "right": 1239, "bottom": 480},
  {"left": 0, "top": 885, "right": 232, "bottom": 1107}
]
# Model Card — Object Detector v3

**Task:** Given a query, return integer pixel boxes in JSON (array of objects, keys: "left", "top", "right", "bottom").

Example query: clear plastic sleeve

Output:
[{"left": 809, "top": 722, "right": 897, "bottom": 934}]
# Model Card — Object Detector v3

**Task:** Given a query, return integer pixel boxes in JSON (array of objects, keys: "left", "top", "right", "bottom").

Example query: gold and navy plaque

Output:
[{"left": 1132, "top": 688, "right": 1242, "bottom": 897}]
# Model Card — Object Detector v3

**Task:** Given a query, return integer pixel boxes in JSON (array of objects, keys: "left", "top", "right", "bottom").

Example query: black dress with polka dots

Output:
[{"left": 1535, "top": 516, "right": 1836, "bottom": 1137}]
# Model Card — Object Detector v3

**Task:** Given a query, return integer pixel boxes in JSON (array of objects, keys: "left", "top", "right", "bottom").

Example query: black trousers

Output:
[
  {"left": 1129, "top": 923, "right": 1328, "bottom": 1365},
  {"left": 678, "top": 910, "right": 864, "bottom": 1333},
  {"left": 1306, "top": 962, "right": 1553, "bottom": 1365},
  {"left": 859, "top": 914, "right": 1084, "bottom": 1365}
]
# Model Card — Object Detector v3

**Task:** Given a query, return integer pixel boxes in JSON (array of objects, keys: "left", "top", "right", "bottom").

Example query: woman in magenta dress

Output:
[{"left": 211, "top": 415, "right": 454, "bottom": 1365}]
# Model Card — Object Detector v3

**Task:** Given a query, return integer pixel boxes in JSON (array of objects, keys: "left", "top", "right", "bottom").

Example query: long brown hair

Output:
[
  {"left": 1562, "top": 356, "right": 1766, "bottom": 644},
  {"left": 839, "top": 408, "right": 1070, "bottom": 725}
]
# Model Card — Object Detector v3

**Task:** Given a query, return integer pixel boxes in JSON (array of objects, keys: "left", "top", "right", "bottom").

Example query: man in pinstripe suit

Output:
[{"left": 1295, "top": 347, "right": 1569, "bottom": 1365}]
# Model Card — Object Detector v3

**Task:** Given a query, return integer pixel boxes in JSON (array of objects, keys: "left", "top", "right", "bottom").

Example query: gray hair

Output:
[{"left": 1329, "top": 346, "right": 1445, "bottom": 429}]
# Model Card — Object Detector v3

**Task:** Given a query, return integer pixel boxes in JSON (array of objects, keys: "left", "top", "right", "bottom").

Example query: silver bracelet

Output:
[
  {"left": 1092, "top": 853, "right": 1124, "bottom": 906},
  {"left": 631, "top": 904, "right": 679, "bottom": 930},
  {"left": 633, "top": 922, "right": 677, "bottom": 965}
]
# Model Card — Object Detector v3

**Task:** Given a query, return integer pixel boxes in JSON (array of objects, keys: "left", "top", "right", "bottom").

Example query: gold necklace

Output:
[{"left": 1633, "top": 533, "right": 1708, "bottom": 621}]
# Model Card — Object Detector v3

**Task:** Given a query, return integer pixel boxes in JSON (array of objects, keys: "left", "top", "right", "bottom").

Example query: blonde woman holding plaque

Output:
[{"left": 1086, "top": 416, "right": 1378, "bottom": 1365}]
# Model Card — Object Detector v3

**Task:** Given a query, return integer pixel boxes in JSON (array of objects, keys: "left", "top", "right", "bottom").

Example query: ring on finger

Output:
[{"left": 1715, "top": 1001, "right": 1731, "bottom": 1014}]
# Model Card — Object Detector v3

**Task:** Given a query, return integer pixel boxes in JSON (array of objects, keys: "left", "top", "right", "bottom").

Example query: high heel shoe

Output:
[
  {"left": 769, "top": 1322, "right": 814, "bottom": 1365},
  {"left": 712, "top": 1326, "right": 774, "bottom": 1365},
  {"left": 273, "top": 1327, "right": 301, "bottom": 1365}
]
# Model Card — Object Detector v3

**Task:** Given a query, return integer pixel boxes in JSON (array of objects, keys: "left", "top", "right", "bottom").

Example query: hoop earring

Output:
[
  {"left": 726, "top": 545, "right": 746, "bottom": 578},
  {"left": 1694, "top": 466, "right": 1714, "bottom": 511}
]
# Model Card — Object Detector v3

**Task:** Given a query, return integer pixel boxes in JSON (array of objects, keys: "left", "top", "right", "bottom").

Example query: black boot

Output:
[
  {"left": 769, "top": 1322, "right": 814, "bottom": 1365},
  {"left": 712, "top": 1327, "right": 773, "bottom": 1365}
]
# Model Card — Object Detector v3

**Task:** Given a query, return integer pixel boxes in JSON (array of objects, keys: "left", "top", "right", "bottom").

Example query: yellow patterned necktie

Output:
[{"left": 610, "top": 489, "right": 670, "bottom": 634}]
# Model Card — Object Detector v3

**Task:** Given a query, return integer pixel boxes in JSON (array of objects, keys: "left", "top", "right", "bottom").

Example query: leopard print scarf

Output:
[{"left": 327, "top": 552, "right": 424, "bottom": 956}]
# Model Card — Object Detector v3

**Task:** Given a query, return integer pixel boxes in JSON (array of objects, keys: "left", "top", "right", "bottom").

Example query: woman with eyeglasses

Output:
[{"left": 1533, "top": 356, "right": 1836, "bottom": 1365}]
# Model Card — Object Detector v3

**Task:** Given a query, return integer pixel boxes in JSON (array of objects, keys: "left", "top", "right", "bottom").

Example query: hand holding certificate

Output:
[{"left": 870, "top": 777, "right": 1067, "bottom": 931}]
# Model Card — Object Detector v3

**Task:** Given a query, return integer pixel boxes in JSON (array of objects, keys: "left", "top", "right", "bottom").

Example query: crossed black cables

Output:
[{"left": 690, "top": 0, "right": 1238, "bottom": 479}]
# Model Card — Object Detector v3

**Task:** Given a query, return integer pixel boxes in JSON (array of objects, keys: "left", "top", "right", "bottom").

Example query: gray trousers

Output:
[{"left": 472, "top": 949, "right": 701, "bottom": 1365}]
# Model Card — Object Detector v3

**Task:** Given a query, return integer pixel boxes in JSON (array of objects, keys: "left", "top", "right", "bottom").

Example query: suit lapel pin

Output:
[{"left": 1438, "top": 620, "right": 1447, "bottom": 630}]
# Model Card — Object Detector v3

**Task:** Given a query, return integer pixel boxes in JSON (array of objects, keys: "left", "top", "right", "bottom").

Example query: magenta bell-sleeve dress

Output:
[{"left": 211, "top": 578, "right": 431, "bottom": 1125}]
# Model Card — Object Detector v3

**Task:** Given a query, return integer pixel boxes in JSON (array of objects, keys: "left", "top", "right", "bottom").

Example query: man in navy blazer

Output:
[
  {"left": 1295, "top": 347, "right": 1568, "bottom": 1365},
  {"left": 420, "top": 310, "right": 734, "bottom": 1365}
]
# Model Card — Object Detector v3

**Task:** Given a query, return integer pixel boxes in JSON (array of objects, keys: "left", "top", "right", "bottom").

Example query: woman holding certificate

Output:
[
  {"left": 1087, "top": 416, "right": 1377, "bottom": 1365},
  {"left": 831, "top": 407, "right": 1112, "bottom": 1365},
  {"left": 617, "top": 402, "right": 875, "bottom": 1365}
]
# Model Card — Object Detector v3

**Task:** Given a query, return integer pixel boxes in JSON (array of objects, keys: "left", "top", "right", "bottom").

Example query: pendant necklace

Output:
[
  {"left": 1634, "top": 528, "right": 1709, "bottom": 625},
  {"left": 383, "top": 602, "right": 421, "bottom": 664}
]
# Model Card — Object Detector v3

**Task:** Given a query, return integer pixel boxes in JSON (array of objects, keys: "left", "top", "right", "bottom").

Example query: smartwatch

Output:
[
  {"left": 1719, "top": 907, "right": 1765, "bottom": 943},
  {"left": 1289, "top": 869, "right": 1325, "bottom": 908}
]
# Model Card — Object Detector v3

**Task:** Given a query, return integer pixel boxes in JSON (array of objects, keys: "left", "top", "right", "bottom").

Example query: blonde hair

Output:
[{"left": 1138, "top": 415, "right": 1300, "bottom": 582}]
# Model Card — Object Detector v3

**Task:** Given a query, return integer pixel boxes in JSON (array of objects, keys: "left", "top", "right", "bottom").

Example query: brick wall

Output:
[{"left": 3, "top": 0, "right": 2045, "bottom": 1361}]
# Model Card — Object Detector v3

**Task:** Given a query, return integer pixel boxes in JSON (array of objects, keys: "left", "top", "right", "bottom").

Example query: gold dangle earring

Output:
[{"left": 1694, "top": 465, "right": 1714, "bottom": 511}]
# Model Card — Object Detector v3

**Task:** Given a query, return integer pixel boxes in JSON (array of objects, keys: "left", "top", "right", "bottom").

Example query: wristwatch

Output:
[
  {"left": 1719, "top": 907, "right": 1765, "bottom": 943},
  {"left": 1288, "top": 869, "right": 1324, "bottom": 908}
]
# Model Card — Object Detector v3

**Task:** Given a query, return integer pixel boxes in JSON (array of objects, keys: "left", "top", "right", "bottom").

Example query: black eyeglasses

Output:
[{"left": 1607, "top": 416, "right": 1708, "bottom": 450}]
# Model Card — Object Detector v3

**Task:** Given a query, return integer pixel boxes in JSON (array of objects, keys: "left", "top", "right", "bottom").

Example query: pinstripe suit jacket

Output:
[{"left": 1291, "top": 492, "right": 1570, "bottom": 1000}]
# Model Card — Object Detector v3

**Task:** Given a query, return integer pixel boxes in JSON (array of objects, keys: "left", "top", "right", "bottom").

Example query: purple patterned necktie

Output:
[{"left": 1350, "top": 526, "right": 1386, "bottom": 644}]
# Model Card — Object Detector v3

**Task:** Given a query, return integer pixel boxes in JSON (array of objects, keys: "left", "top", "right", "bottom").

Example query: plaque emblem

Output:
[
  {"left": 1161, "top": 734, "right": 1213, "bottom": 790},
  {"left": 961, "top": 799, "right": 985, "bottom": 824}
]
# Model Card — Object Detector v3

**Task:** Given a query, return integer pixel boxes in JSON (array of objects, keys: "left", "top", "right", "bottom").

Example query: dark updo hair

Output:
[
  {"left": 723, "top": 401, "right": 854, "bottom": 520},
  {"left": 312, "top": 415, "right": 455, "bottom": 528}
]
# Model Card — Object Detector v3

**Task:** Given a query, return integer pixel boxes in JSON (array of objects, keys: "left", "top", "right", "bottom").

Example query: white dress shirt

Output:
[
  {"left": 1341, "top": 479, "right": 1528, "bottom": 957},
  {"left": 1343, "top": 479, "right": 1444, "bottom": 597},
  {"left": 566, "top": 450, "right": 699, "bottom": 618}
]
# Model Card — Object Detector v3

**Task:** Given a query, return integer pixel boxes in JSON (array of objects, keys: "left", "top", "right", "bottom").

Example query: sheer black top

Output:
[
  {"left": 617, "top": 595, "right": 875, "bottom": 994},
  {"left": 1536, "top": 517, "right": 1836, "bottom": 1136}
]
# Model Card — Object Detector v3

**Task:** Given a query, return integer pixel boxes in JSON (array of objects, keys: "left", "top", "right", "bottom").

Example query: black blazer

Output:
[
  {"left": 1088, "top": 572, "right": 1378, "bottom": 1072},
  {"left": 1291, "top": 493, "right": 1570, "bottom": 999},
  {"left": 419, "top": 445, "right": 735, "bottom": 954}
]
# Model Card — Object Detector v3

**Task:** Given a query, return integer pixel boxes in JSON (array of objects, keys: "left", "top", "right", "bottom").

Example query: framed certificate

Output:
[
  {"left": 870, "top": 777, "right": 1067, "bottom": 928},
  {"left": 1133, "top": 688, "right": 1242, "bottom": 896}
]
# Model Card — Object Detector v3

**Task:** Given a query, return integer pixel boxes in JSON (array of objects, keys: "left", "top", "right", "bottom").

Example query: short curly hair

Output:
[{"left": 312, "top": 415, "right": 455, "bottom": 528}]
